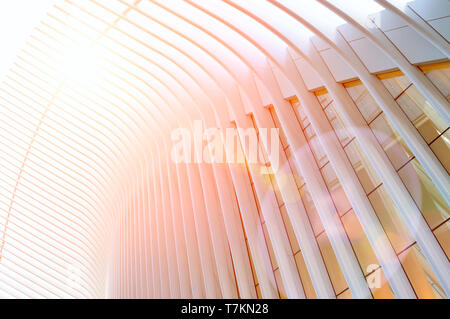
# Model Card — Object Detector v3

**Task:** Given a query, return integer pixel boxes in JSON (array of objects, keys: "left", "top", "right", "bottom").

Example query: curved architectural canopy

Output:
[{"left": 0, "top": 0, "right": 449, "bottom": 299}]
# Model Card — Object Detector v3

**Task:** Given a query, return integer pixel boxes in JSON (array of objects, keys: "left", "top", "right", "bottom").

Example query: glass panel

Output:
[
  {"left": 344, "top": 139, "right": 382, "bottom": 194},
  {"left": 321, "top": 163, "right": 352, "bottom": 216},
  {"left": 398, "top": 159, "right": 449, "bottom": 230},
  {"left": 317, "top": 232, "right": 348, "bottom": 295},
  {"left": 304, "top": 125, "right": 328, "bottom": 167},
  {"left": 262, "top": 223, "right": 278, "bottom": 270},
  {"left": 380, "top": 74, "right": 412, "bottom": 99},
  {"left": 368, "top": 267, "right": 395, "bottom": 299},
  {"left": 396, "top": 84, "right": 447, "bottom": 143},
  {"left": 433, "top": 221, "right": 450, "bottom": 259},
  {"left": 292, "top": 100, "right": 310, "bottom": 130},
  {"left": 430, "top": 130, "right": 450, "bottom": 174},
  {"left": 324, "top": 102, "right": 354, "bottom": 146},
  {"left": 316, "top": 92, "right": 333, "bottom": 108},
  {"left": 399, "top": 244, "right": 446, "bottom": 299},
  {"left": 346, "top": 84, "right": 382, "bottom": 123},
  {"left": 266, "top": 168, "right": 284, "bottom": 207},
  {"left": 285, "top": 146, "right": 305, "bottom": 189},
  {"left": 249, "top": 176, "right": 264, "bottom": 223},
  {"left": 294, "top": 251, "right": 317, "bottom": 299},
  {"left": 337, "top": 289, "right": 352, "bottom": 299},
  {"left": 299, "top": 185, "right": 324, "bottom": 236},
  {"left": 269, "top": 107, "right": 288, "bottom": 149},
  {"left": 368, "top": 185, "right": 415, "bottom": 253},
  {"left": 424, "top": 67, "right": 450, "bottom": 100},
  {"left": 274, "top": 268, "right": 287, "bottom": 299},
  {"left": 341, "top": 210, "right": 379, "bottom": 276},
  {"left": 370, "top": 112, "right": 413, "bottom": 170},
  {"left": 279, "top": 205, "right": 300, "bottom": 254},
  {"left": 246, "top": 238, "right": 258, "bottom": 286}
]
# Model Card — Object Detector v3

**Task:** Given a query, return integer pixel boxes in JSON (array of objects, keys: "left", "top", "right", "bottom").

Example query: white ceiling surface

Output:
[{"left": 0, "top": 0, "right": 56, "bottom": 82}]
